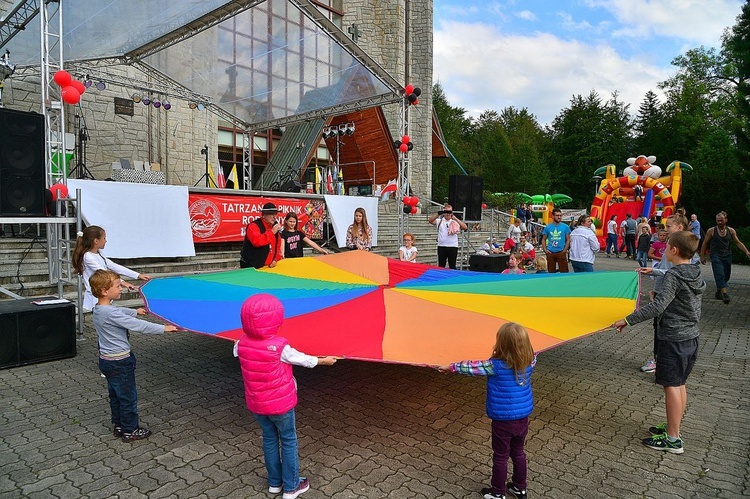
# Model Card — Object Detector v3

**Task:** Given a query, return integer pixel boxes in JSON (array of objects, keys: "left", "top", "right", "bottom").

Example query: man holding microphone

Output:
[{"left": 240, "top": 202, "right": 283, "bottom": 269}]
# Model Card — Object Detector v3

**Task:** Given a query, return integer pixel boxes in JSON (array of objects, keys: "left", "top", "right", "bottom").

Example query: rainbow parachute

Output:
[{"left": 141, "top": 251, "right": 639, "bottom": 366}]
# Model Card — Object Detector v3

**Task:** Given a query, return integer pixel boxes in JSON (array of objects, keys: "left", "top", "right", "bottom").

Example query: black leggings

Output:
[{"left": 438, "top": 246, "right": 458, "bottom": 269}]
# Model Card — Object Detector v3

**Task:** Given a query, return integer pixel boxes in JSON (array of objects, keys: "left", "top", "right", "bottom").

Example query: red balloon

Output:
[
  {"left": 53, "top": 70, "right": 72, "bottom": 87},
  {"left": 49, "top": 183, "right": 69, "bottom": 200},
  {"left": 405, "top": 84, "right": 414, "bottom": 95},
  {"left": 410, "top": 206, "right": 417, "bottom": 214},
  {"left": 403, "top": 196, "right": 412, "bottom": 205},
  {"left": 70, "top": 80, "right": 86, "bottom": 95},
  {"left": 399, "top": 143, "right": 409, "bottom": 153},
  {"left": 413, "top": 98, "right": 419, "bottom": 106},
  {"left": 409, "top": 196, "right": 419, "bottom": 206},
  {"left": 401, "top": 135, "right": 411, "bottom": 144},
  {"left": 61, "top": 86, "right": 81, "bottom": 105},
  {"left": 482, "top": 203, "right": 488, "bottom": 209}
]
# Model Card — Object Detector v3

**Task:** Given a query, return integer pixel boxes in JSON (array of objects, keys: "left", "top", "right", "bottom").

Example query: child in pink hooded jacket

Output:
[{"left": 234, "top": 294, "right": 336, "bottom": 499}]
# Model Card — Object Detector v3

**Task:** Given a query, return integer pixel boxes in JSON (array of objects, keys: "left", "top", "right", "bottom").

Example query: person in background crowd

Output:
[
  {"left": 606, "top": 215, "right": 619, "bottom": 258},
  {"left": 398, "top": 233, "right": 419, "bottom": 262},
  {"left": 517, "top": 233, "right": 536, "bottom": 267},
  {"left": 569, "top": 215, "right": 599, "bottom": 272},
  {"left": 429, "top": 204, "right": 468, "bottom": 269},
  {"left": 636, "top": 225, "right": 652, "bottom": 268},
  {"left": 541, "top": 208, "right": 571, "bottom": 273},
  {"left": 507, "top": 218, "right": 522, "bottom": 245},
  {"left": 346, "top": 207, "right": 373, "bottom": 251},
  {"left": 700, "top": 211, "right": 750, "bottom": 305},
  {"left": 241, "top": 202, "right": 283, "bottom": 269},
  {"left": 280, "top": 212, "right": 330, "bottom": 258}
]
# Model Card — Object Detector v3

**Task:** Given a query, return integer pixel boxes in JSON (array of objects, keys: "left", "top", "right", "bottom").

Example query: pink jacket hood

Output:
[{"left": 240, "top": 293, "right": 284, "bottom": 340}]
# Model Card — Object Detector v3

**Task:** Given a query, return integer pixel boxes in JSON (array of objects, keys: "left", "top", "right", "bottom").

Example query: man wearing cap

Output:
[{"left": 240, "top": 202, "right": 283, "bottom": 269}]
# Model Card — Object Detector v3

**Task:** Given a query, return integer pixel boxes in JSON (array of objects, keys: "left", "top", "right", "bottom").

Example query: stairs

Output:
[{"left": 0, "top": 203, "right": 512, "bottom": 305}]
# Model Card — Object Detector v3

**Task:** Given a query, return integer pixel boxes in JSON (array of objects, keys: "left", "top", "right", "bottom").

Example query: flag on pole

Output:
[
  {"left": 337, "top": 168, "right": 345, "bottom": 195},
  {"left": 315, "top": 167, "right": 322, "bottom": 194},
  {"left": 379, "top": 178, "right": 397, "bottom": 202},
  {"left": 207, "top": 161, "right": 218, "bottom": 188},
  {"left": 228, "top": 164, "right": 239, "bottom": 190},
  {"left": 216, "top": 163, "right": 226, "bottom": 188},
  {"left": 326, "top": 167, "right": 334, "bottom": 194}
]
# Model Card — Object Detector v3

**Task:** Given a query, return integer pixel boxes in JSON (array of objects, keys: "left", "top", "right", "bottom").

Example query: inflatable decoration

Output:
[{"left": 589, "top": 155, "right": 693, "bottom": 249}]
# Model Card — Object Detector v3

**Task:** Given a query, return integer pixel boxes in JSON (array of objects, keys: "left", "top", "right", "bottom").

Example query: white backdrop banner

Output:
[
  {"left": 68, "top": 180, "right": 196, "bottom": 258},
  {"left": 324, "top": 195, "right": 379, "bottom": 248}
]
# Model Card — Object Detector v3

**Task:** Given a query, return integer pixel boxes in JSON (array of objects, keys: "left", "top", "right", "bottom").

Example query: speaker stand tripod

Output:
[
  {"left": 68, "top": 113, "right": 95, "bottom": 180},
  {"left": 194, "top": 145, "right": 217, "bottom": 188}
]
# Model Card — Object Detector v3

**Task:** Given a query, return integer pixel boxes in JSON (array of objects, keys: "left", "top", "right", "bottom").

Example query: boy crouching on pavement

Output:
[{"left": 613, "top": 231, "right": 705, "bottom": 454}]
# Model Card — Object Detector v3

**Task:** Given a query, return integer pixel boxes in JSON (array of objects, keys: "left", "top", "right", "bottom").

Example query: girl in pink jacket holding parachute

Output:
[{"left": 234, "top": 294, "right": 336, "bottom": 499}]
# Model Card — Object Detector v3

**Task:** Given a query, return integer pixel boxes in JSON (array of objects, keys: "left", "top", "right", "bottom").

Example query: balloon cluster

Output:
[
  {"left": 53, "top": 70, "right": 86, "bottom": 105},
  {"left": 404, "top": 84, "right": 421, "bottom": 106},
  {"left": 393, "top": 134, "right": 413, "bottom": 154},
  {"left": 402, "top": 195, "right": 419, "bottom": 214}
]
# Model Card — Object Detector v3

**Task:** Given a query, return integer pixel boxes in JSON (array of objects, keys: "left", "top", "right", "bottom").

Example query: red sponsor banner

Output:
[{"left": 188, "top": 193, "right": 325, "bottom": 243}]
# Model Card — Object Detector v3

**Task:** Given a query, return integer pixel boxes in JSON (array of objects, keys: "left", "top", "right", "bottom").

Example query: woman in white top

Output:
[
  {"left": 569, "top": 215, "right": 600, "bottom": 272},
  {"left": 72, "top": 225, "right": 151, "bottom": 311}
]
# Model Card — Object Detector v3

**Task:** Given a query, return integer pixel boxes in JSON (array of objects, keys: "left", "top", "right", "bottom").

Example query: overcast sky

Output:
[{"left": 433, "top": 0, "right": 744, "bottom": 126}]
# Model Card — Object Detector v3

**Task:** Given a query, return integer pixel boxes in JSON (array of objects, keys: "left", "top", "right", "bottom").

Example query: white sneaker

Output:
[
  {"left": 640, "top": 359, "right": 656, "bottom": 372},
  {"left": 269, "top": 485, "right": 282, "bottom": 494}
]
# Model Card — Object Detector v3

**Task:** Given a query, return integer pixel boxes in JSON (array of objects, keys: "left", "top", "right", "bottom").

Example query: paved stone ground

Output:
[{"left": 1, "top": 255, "right": 748, "bottom": 499}]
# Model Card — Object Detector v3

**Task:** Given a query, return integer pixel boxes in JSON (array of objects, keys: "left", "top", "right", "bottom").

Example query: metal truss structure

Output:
[{"left": 0, "top": 0, "right": 40, "bottom": 49}]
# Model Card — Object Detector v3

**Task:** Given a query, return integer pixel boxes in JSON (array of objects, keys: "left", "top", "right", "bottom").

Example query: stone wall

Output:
[{"left": 342, "top": 0, "right": 433, "bottom": 200}]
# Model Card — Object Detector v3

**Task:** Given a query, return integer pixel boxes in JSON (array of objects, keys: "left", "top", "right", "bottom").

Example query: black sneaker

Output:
[
  {"left": 506, "top": 483, "right": 527, "bottom": 499},
  {"left": 722, "top": 292, "right": 730, "bottom": 304},
  {"left": 121, "top": 427, "right": 152, "bottom": 442},
  {"left": 715, "top": 290, "right": 722, "bottom": 300},
  {"left": 480, "top": 488, "right": 505, "bottom": 499},
  {"left": 642, "top": 433, "right": 684, "bottom": 454},
  {"left": 113, "top": 425, "right": 123, "bottom": 438}
]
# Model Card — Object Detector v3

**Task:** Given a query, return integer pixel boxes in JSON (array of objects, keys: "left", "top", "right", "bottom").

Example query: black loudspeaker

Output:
[
  {"left": 469, "top": 254, "right": 509, "bottom": 273},
  {"left": 279, "top": 180, "right": 302, "bottom": 193},
  {"left": 0, "top": 298, "right": 76, "bottom": 370},
  {"left": 0, "top": 108, "right": 47, "bottom": 216},
  {"left": 448, "top": 174, "right": 483, "bottom": 220}
]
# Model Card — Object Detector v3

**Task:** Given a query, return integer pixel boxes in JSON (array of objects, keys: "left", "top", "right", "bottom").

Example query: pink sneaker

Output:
[{"left": 283, "top": 478, "right": 309, "bottom": 499}]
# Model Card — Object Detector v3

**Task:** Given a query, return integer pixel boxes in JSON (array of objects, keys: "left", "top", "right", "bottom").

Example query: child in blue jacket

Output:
[{"left": 441, "top": 322, "right": 536, "bottom": 499}]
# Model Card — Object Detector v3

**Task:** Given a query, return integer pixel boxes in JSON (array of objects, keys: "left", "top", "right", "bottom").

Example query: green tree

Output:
[
  {"left": 633, "top": 91, "right": 670, "bottom": 158},
  {"left": 723, "top": 1, "right": 750, "bottom": 214},
  {"left": 431, "top": 82, "right": 472, "bottom": 201},
  {"left": 500, "top": 107, "right": 551, "bottom": 194},
  {"left": 657, "top": 45, "right": 749, "bottom": 226},
  {"left": 545, "top": 91, "right": 632, "bottom": 206}
]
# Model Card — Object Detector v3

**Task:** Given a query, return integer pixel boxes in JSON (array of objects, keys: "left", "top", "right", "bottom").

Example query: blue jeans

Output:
[
  {"left": 254, "top": 409, "right": 300, "bottom": 492},
  {"left": 571, "top": 261, "right": 593, "bottom": 272},
  {"left": 99, "top": 354, "right": 138, "bottom": 432},
  {"left": 710, "top": 253, "right": 732, "bottom": 289},
  {"left": 636, "top": 250, "right": 649, "bottom": 267},
  {"left": 606, "top": 233, "right": 618, "bottom": 255}
]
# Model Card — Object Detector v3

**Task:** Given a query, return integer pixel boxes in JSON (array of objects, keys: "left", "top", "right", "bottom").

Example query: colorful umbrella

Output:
[{"left": 141, "top": 251, "right": 639, "bottom": 366}]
